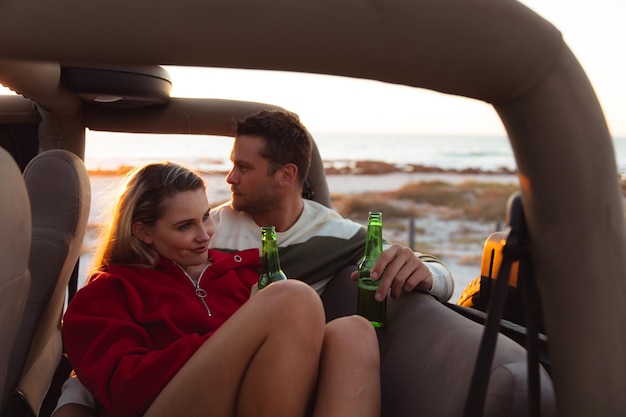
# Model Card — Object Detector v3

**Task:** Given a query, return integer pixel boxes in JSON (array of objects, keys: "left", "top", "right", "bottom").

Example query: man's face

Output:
[{"left": 226, "top": 135, "right": 281, "bottom": 213}]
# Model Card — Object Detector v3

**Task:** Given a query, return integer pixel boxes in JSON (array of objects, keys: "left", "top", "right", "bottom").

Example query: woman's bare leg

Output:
[
  {"left": 312, "top": 315, "right": 381, "bottom": 417},
  {"left": 145, "top": 280, "right": 325, "bottom": 417}
]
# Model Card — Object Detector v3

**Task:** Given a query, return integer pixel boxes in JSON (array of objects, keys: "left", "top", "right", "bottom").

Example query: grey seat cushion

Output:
[{"left": 321, "top": 265, "right": 556, "bottom": 417}]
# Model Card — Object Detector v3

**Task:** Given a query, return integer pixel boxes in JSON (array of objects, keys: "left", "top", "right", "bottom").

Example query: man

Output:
[
  {"left": 211, "top": 109, "right": 453, "bottom": 305},
  {"left": 52, "top": 109, "right": 454, "bottom": 416}
]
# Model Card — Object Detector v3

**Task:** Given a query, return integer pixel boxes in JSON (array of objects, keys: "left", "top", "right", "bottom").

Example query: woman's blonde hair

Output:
[{"left": 90, "top": 162, "right": 205, "bottom": 275}]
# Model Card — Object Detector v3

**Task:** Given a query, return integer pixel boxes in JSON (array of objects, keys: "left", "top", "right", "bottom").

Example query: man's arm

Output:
[
  {"left": 51, "top": 376, "right": 98, "bottom": 417},
  {"left": 418, "top": 254, "right": 454, "bottom": 301}
]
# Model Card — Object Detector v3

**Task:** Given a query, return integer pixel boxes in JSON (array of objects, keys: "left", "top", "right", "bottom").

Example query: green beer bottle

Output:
[
  {"left": 257, "top": 225, "right": 288, "bottom": 290},
  {"left": 357, "top": 211, "right": 386, "bottom": 328}
]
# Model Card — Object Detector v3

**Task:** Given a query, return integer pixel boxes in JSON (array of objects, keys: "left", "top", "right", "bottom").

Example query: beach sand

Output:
[{"left": 81, "top": 171, "right": 520, "bottom": 303}]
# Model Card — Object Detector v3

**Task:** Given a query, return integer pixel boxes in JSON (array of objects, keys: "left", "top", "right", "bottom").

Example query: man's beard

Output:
[{"left": 231, "top": 184, "right": 278, "bottom": 214}]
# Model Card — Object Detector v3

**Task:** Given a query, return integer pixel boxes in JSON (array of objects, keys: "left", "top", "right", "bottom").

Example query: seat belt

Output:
[{"left": 463, "top": 194, "right": 542, "bottom": 417}]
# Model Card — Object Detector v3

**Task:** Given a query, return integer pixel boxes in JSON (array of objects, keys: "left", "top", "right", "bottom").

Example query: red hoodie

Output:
[{"left": 62, "top": 249, "right": 260, "bottom": 417}]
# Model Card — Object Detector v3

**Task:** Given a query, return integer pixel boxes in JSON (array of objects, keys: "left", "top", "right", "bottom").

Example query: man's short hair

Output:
[{"left": 236, "top": 109, "right": 312, "bottom": 184}]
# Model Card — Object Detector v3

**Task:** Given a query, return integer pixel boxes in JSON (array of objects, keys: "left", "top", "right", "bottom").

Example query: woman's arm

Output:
[{"left": 62, "top": 278, "right": 207, "bottom": 417}]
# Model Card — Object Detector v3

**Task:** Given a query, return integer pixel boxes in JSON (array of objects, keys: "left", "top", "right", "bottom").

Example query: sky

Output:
[{"left": 1, "top": 0, "right": 624, "bottom": 137}]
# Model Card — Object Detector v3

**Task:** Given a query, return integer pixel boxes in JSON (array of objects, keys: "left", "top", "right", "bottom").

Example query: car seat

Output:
[
  {"left": 302, "top": 131, "right": 331, "bottom": 208},
  {"left": 0, "top": 147, "right": 32, "bottom": 411},
  {"left": 2, "top": 149, "right": 91, "bottom": 416}
]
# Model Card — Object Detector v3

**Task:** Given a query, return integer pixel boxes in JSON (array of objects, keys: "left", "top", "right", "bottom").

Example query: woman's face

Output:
[{"left": 134, "top": 188, "right": 214, "bottom": 273}]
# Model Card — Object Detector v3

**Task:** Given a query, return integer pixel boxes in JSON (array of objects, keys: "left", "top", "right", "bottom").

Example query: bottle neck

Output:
[
  {"left": 261, "top": 241, "right": 282, "bottom": 272},
  {"left": 364, "top": 212, "right": 383, "bottom": 260},
  {"left": 260, "top": 227, "right": 282, "bottom": 273},
  {"left": 363, "top": 223, "right": 383, "bottom": 260}
]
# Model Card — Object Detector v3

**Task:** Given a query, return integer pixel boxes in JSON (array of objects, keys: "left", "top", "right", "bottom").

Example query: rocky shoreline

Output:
[
  {"left": 322, "top": 160, "right": 516, "bottom": 176},
  {"left": 87, "top": 160, "right": 517, "bottom": 178}
]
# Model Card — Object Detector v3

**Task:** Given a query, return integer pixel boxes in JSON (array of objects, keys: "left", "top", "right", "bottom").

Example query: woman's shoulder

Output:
[
  {"left": 88, "top": 264, "right": 142, "bottom": 283},
  {"left": 82, "top": 264, "right": 161, "bottom": 296},
  {"left": 68, "top": 267, "right": 141, "bottom": 315},
  {"left": 70, "top": 265, "right": 176, "bottom": 315}
]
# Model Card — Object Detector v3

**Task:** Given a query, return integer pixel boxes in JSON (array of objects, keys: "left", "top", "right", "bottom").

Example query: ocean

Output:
[{"left": 85, "top": 131, "right": 626, "bottom": 175}]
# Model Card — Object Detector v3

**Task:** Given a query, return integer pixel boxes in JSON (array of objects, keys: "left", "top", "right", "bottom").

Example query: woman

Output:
[{"left": 62, "top": 162, "right": 380, "bottom": 417}]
